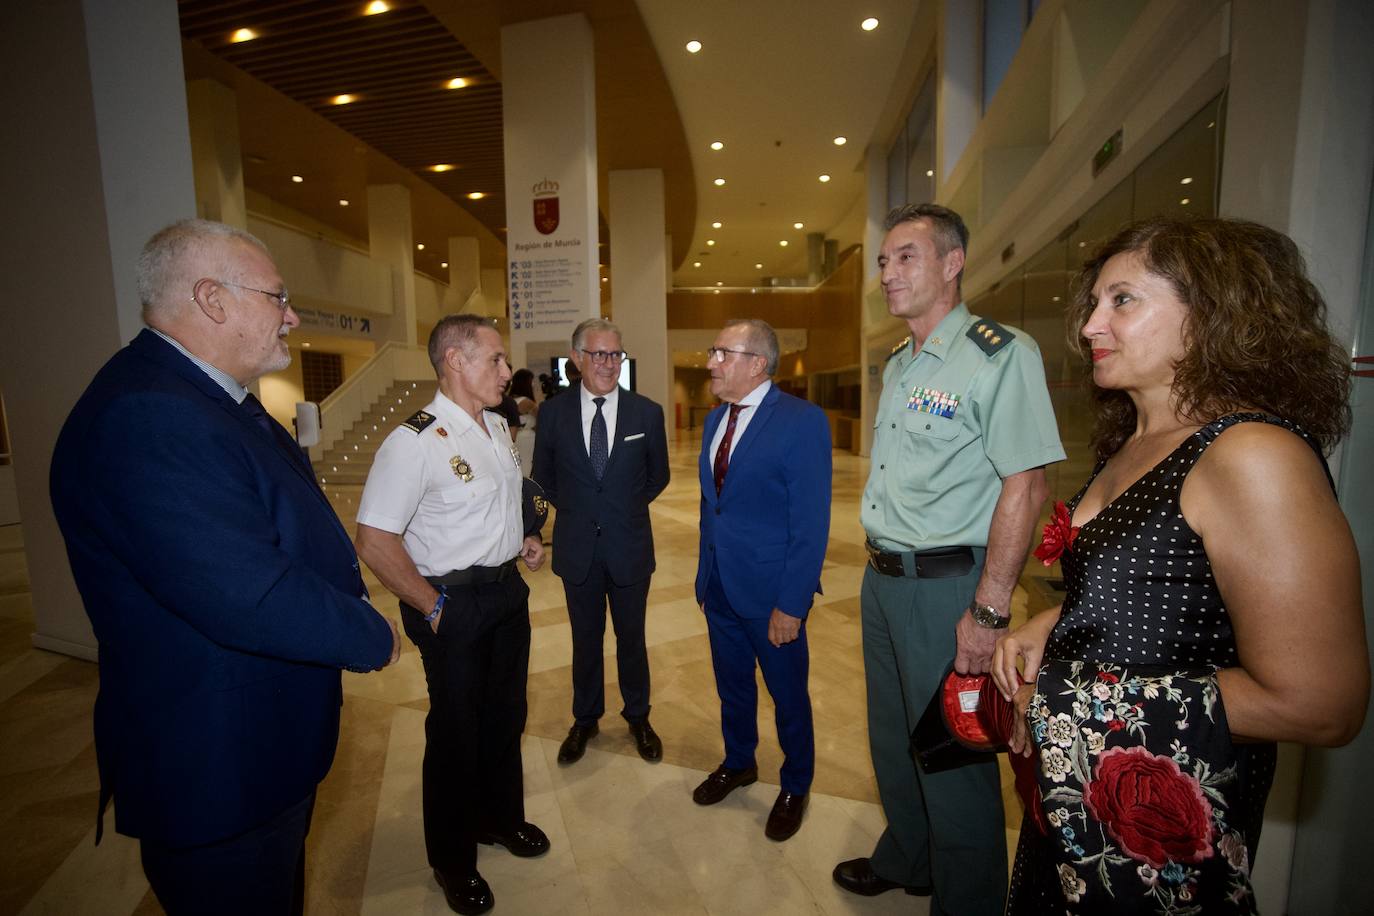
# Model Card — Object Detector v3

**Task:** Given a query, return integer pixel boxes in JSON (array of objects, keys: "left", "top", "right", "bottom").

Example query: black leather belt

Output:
[
  {"left": 427, "top": 558, "right": 519, "bottom": 587},
  {"left": 865, "top": 540, "right": 975, "bottom": 579}
]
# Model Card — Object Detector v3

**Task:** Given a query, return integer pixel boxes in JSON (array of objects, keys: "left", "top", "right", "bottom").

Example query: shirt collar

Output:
[
  {"left": 430, "top": 388, "right": 482, "bottom": 433},
  {"left": 734, "top": 379, "right": 772, "bottom": 408},
  {"left": 149, "top": 327, "right": 248, "bottom": 403},
  {"left": 580, "top": 383, "right": 620, "bottom": 410},
  {"left": 915, "top": 302, "right": 972, "bottom": 362}
]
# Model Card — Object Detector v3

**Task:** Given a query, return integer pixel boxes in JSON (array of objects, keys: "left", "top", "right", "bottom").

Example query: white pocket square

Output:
[{"left": 623, "top": 432, "right": 645, "bottom": 441}]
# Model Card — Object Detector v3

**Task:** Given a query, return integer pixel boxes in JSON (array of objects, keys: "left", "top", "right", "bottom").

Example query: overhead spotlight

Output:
[
  {"left": 302, "top": 342, "right": 311, "bottom": 348},
  {"left": 713, "top": 289, "right": 721, "bottom": 295},
  {"left": 686, "top": 40, "right": 702, "bottom": 53},
  {"left": 1180, "top": 198, "right": 1191, "bottom": 206},
  {"left": 833, "top": 136, "right": 847, "bottom": 146},
  {"left": 602, "top": 277, "right": 609, "bottom": 283},
  {"left": 291, "top": 175, "right": 304, "bottom": 183},
  {"left": 693, "top": 261, "right": 701, "bottom": 268},
  {"left": 711, "top": 221, "right": 722, "bottom": 229},
  {"left": 779, "top": 240, "right": 789, "bottom": 247},
  {"left": 793, "top": 221, "right": 804, "bottom": 229},
  {"left": 446, "top": 77, "right": 469, "bottom": 89},
  {"left": 429, "top": 164, "right": 455, "bottom": 172},
  {"left": 467, "top": 191, "right": 485, "bottom": 200},
  {"left": 716, "top": 281, "right": 723, "bottom": 287},
  {"left": 861, "top": 17, "right": 879, "bottom": 31},
  {"left": 364, "top": 1, "right": 390, "bottom": 14},
  {"left": 1051, "top": 295, "right": 1061, "bottom": 302},
  {"left": 707, "top": 239, "right": 716, "bottom": 246},
  {"left": 338, "top": 199, "right": 349, "bottom": 206},
  {"left": 230, "top": 28, "right": 257, "bottom": 43},
  {"left": 754, "top": 263, "right": 763, "bottom": 269},
  {"left": 441, "top": 261, "right": 449, "bottom": 268},
  {"left": 416, "top": 243, "right": 425, "bottom": 250},
  {"left": 1180, "top": 177, "right": 1194, "bottom": 185},
  {"left": 331, "top": 94, "right": 357, "bottom": 105},
  {"left": 818, "top": 174, "right": 831, "bottom": 182},
  {"left": 926, "top": 169, "right": 934, "bottom": 177},
  {"left": 713, "top": 178, "right": 726, "bottom": 186},
  {"left": 710, "top": 140, "right": 724, "bottom": 151}
]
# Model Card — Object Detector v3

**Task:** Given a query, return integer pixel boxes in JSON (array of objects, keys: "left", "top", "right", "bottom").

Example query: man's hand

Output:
[
  {"left": 768, "top": 608, "right": 802, "bottom": 648},
  {"left": 954, "top": 608, "right": 1002, "bottom": 675},
  {"left": 520, "top": 535, "right": 545, "bottom": 571}
]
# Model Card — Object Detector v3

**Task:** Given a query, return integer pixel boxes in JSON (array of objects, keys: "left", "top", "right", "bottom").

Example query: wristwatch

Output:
[{"left": 969, "top": 601, "right": 1010, "bottom": 629}]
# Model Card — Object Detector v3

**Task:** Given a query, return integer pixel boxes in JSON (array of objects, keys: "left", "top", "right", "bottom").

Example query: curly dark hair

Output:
[{"left": 1068, "top": 217, "right": 1351, "bottom": 457}]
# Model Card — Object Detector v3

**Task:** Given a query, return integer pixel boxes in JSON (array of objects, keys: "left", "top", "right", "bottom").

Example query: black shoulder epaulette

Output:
[
  {"left": 401, "top": 409, "right": 437, "bottom": 433},
  {"left": 886, "top": 336, "right": 911, "bottom": 362},
  {"left": 966, "top": 318, "right": 1015, "bottom": 357}
]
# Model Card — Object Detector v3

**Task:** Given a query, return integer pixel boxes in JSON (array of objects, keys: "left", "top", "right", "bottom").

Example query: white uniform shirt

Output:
[{"left": 358, "top": 390, "right": 522, "bottom": 576}]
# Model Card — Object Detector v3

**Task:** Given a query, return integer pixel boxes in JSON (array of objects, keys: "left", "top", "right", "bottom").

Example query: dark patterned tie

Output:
[
  {"left": 241, "top": 392, "right": 275, "bottom": 436},
  {"left": 243, "top": 393, "right": 311, "bottom": 472},
  {"left": 589, "top": 396, "right": 608, "bottom": 479},
  {"left": 712, "top": 403, "right": 744, "bottom": 496}
]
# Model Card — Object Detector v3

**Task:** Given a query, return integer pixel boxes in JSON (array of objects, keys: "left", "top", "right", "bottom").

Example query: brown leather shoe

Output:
[
  {"left": 691, "top": 764, "right": 758, "bottom": 805},
  {"left": 764, "top": 790, "right": 808, "bottom": 841},
  {"left": 628, "top": 719, "right": 663, "bottom": 761},
  {"left": 832, "top": 857, "right": 932, "bottom": 896},
  {"left": 557, "top": 723, "right": 598, "bottom": 764}
]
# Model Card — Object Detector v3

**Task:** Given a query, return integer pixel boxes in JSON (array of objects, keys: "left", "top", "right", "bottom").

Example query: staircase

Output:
[{"left": 315, "top": 379, "right": 434, "bottom": 486}]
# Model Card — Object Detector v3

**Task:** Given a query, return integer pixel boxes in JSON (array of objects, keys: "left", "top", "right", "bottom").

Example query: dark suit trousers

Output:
[
  {"left": 563, "top": 545, "right": 651, "bottom": 726},
  {"left": 400, "top": 575, "right": 531, "bottom": 877},
  {"left": 139, "top": 791, "right": 314, "bottom": 916},
  {"left": 703, "top": 568, "right": 814, "bottom": 794}
]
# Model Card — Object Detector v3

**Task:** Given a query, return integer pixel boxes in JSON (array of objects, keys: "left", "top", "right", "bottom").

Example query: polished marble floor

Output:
[{"left": 1, "top": 432, "right": 1053, "bottom": 915}]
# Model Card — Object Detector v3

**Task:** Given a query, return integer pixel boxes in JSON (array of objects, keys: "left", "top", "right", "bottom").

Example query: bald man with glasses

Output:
[{"left": 532, "top": 318, "right": 670, "bottom": 765}]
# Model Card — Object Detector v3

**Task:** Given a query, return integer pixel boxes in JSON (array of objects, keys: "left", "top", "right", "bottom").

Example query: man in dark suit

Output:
[
  {"left": 49, "top": 219, "right": 398, "bottom": 916},
  {"left": 693, "top": 319, "right": 832, "bottom": 841},
  {"left": 532, "top": 318, "right": 670, "bottom": 764}
]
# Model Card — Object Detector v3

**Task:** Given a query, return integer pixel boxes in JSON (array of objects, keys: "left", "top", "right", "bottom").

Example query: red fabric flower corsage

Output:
[{"left": 1032, "top": 500, "right": 1079, "bottom": 566}]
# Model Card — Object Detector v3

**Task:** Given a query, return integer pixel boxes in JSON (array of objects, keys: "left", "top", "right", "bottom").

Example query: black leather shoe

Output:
[
  {"left": 628, "top": 719, "right": 663, "bottom": 761},
  {"left": 832, "top": 857, "right": 932, "bottom": 897},
  {"left": 764, "top": 790, "right": 808, "bottom": 841},
  {"left": 557, "top": 722, "right": 598, "bottom": 764},
  {"left": 478, "top": 821, "right": 550, "bottom": 857},
  {"left": 692, "top": 764, "right": 758, "bottom": 805},
  {"left": 433, "top": 868, "right": 494, "bottom": 915}
]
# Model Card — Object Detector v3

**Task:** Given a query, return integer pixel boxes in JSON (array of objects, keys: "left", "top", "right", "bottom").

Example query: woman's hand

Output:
[
  {"left": 1008, "top": 683, "right": 1037, "bottom": 757},
  {"left": 992, "top": 605, "right": 1060, "bottom": 700}
]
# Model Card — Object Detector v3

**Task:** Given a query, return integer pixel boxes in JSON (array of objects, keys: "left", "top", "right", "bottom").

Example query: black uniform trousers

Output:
[
  {"left": 562, "top": 544, "right": 652, "bottom": 727},
  {"left": 400, "top": 572, "right": 531, "bottom": 878}
]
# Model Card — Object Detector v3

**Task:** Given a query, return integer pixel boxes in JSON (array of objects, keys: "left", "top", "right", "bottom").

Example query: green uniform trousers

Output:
[{"left": 861, "top": 556, "right": 1007, "bottom": 916}]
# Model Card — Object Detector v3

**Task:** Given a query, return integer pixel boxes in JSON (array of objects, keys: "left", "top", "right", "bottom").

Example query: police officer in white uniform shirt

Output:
[{"left": 356, "top": 315, "right": 545, "bottom": 916}]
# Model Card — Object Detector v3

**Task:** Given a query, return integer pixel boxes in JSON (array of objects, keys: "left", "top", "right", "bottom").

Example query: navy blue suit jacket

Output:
[
  {"left": 695, "top": 386, "right": 832, "bottom": 619},
  {"left": 50, "top": 330, "right": 393, "bottom": 848},
  {"left": 532, "top": 387, "right": 669, "bottom": 586}
]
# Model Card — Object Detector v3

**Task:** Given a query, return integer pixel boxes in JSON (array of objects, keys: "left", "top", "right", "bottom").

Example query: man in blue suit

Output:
[
  {"left": 693, "top": 319, "right": 832, "bottom": 841},
  {"left": 533, "top": 318, "right": 670, "bottom": 764},
  {"left": 49, "top": 220, "right": 398, "bottom": 916}
]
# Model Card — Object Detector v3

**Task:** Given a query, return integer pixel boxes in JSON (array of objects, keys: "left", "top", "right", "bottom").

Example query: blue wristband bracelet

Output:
[{"left": 424, "top": 585, "right": 447, "bottom": 624}]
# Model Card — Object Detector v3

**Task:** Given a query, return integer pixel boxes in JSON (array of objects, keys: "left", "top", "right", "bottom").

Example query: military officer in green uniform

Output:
[{"left": 832, "top": 204, "right": 1064, "bottom": 916}]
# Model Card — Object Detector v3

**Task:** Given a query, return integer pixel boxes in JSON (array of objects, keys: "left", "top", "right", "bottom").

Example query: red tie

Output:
[{"left": 713, "top": 403, "right": 744, "bottom": 495}]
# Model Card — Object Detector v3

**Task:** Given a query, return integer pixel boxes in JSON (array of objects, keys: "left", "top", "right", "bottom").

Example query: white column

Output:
[
  {"left": 443, "top": 236, "right": 482, "bottom": 313},
  {"left": 936, "top": 1, "right": 979, "bottom": 190},
  {"left": 501, "top": 13, "right": 600, "bottom": 372},
  {"left": 0, "top": 0, "right": 195, "bottom": 659},
  {"left": 367, "top": 184, "right": 417, "bottom": 346},
  {"left": 609, "top": 168, "right": 670, "bottom": 440},
  {"left": 186, "top": 78, "right": 247, "bottom": 228}
]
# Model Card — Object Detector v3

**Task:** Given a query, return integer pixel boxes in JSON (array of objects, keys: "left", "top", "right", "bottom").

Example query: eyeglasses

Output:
[
  {"left": 220, "top": 280, "right": 291, "bottom": 311},
  {"left": 707, "top": 347, "right": 760, "bottom": 362},
  {"left": 579, "top": 348, "right": 626, "bottom": 365}
]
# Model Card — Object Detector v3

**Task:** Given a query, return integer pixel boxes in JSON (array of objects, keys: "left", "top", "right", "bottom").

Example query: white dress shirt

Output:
[
  {"left": 578, "top": 383, "right": 620, "bottom": 458},
  {"left": 708, "top": 379, "right": 772, "bottom": 463}
]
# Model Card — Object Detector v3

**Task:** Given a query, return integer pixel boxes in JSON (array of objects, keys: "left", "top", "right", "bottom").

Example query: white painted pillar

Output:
[
  {"left": 367, "top": 184, "right": 417, "bottom": 346},
  {"left": 0, "top": 0, "right": 196, "bottom": 659},
  {"left": 501, "top": 13, "right": 600, "bottom": 372},
  {"left": 608, "top": 168, "right": 671, "bottom": 440},
  {"left": 936, "top": 1, "right": 979, "bottom": 191},
  {"left": 186, "top": 78, "right": 247, "bottom": 228},
  {"left": 443, "top": 236, "right": 482, "bottom": 313}
]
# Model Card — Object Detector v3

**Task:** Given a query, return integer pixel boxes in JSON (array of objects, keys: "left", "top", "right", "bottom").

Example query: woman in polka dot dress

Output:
[{"left": 991, "top": 217, "right": 1367, "bottom": 914}]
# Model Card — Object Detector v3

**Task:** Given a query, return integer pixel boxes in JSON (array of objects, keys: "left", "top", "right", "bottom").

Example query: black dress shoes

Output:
[
  {"left": 478, "top": 821, "right": 550, "bottom": 858},
  {"left": 557, "top": 722, "right": 598, "bottom": 764},
  {"left": 764, "top": 790, "right": 808, "bottom": 841},
  {"left": 691, "top": 764, "right": 758, "bottom": 805},
  {"left": 628, "top": 719, "right": 663, "bottom": 761},
  {"left": 433, "top": 868, "right": 494, "bottom": 915},
  {"left": 832, "top": 857, "right": 932, "bottom": 897}
]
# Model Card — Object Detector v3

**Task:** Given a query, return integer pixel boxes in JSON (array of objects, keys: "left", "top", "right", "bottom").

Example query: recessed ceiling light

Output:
[
  {"left": 416, "top": 243, "right": 425, "bottom": 250},
  {"left": 602, "top": 277, "right": 609, "bottom": 283},
  {"left": 861, "top": 17, "right": 879, "bottom": 31},
  {"left": 302, "top": 341, "right": 311, "bottom": 348},
  {"left": 693, "top": 261, "right": 701, "bottom": 268},
  {"left": 716, "top": 281, "right": 723, "bottom": 287},
  {"left": 291, "top": 175, "right": 303, "bottom": 183},
  {"left": 1078, "top": 241, "right": 1087, "bottom": 248},
  {"left": 707, "top": 239, "right": 716, "bottom": 246},
  {"left": 779, "top": 240, "right": 789, "bottom": 247},
  {"left": 467, "top": 191, "right": 485, "bottom": 200},
  {"left": 711, "top": 221, "right": 722, "bottom": 229},
  {"left": 441, "top": 261, "right": 449, "bottom": 268},
  {"left": 793, "top": 221, "right": 804, "bottom": 229},
  {"left": 429, "top": 164, "right": 455, "bottom": 172},
  {"left": 710, "top": 140, "right": 724, "bottom": 151},
  {"left": 713, "top": 178, "right": 725, "bottom": 186},
  {"left": 364, "top": 1, "right": 390, "bottom": 14},
  {"left": 446, "top": 77, "right": 470, "bottom": 90},
  {"left": 754, "top": 263, "right": 763, "bottom": 269},
  {"left": 1180, "top": 177, "right": 1194, "bottom": 185},
  {"left": 713, "top": 289, "right": 721, "bottom": 295},
  {"left": 926, "top": 169, "right": 934, "bottom": 177},
  {"left": 1207, "top": 121, "right": 1215, "bottom": 129},
  {"left": 1180, "top": 198, "right": 1191, "bottom": 205},
  {"left": 818, "top": 174, "right": 831, "bottom": 183},
  {"left": 331, "top": 94, "right": 357, "bottom": 105},
  {"left": 230, "top": 28, "right": 257, "bottom": 43},
  {"left": 338, "top": 199, "right": 349, "bottom": 206},
  {"left": 686, "top": 40, "right": 702, "bottom": 53},
  {"left": 833, "top": 136, "right": 847, "bottom": 146}
]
